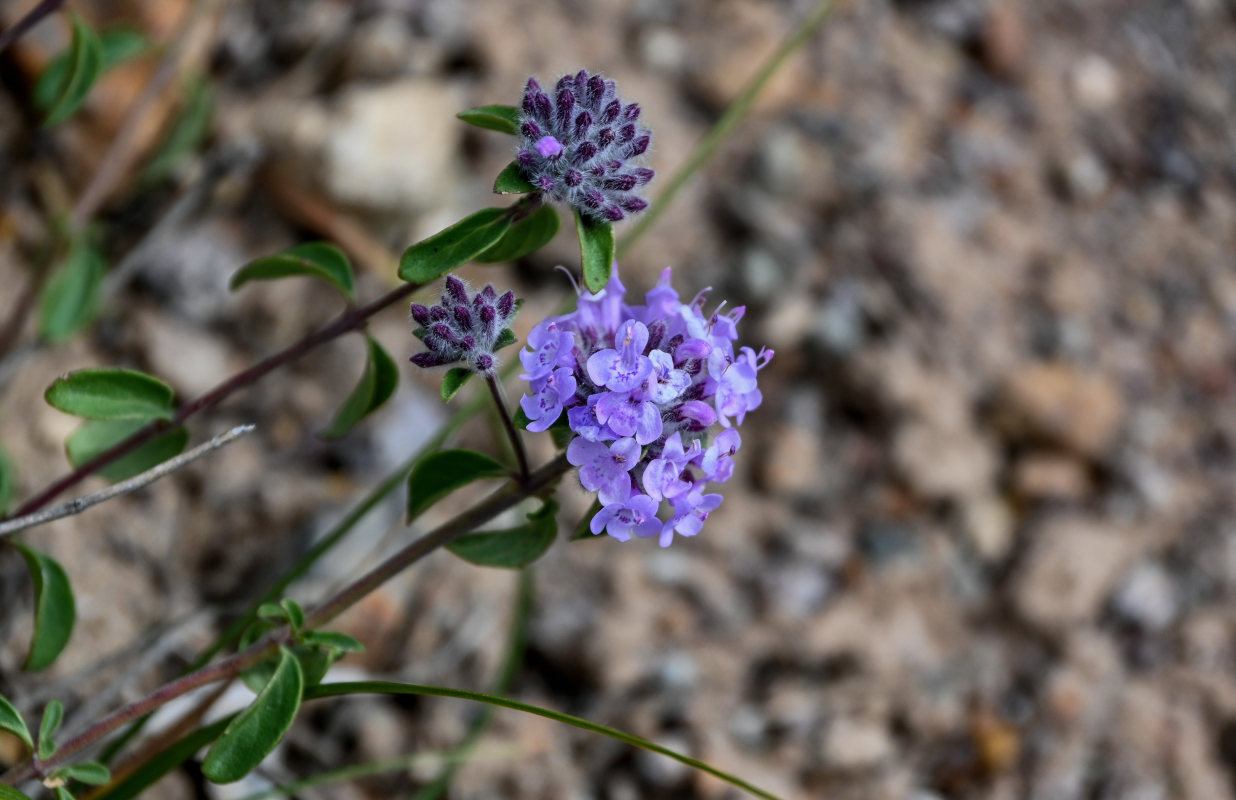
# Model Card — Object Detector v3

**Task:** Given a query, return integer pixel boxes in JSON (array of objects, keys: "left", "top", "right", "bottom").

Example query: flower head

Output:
[
  {"left": 410, "top": 276, "right": 518, "bottom": 374},
  {"left": 516, "top": 70, "right": 654, "bottom": 222},
  {"left": 519, "top": 266, "right": 772, "bottom": 546}
]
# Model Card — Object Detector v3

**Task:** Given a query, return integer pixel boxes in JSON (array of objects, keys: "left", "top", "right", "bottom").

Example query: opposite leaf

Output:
[
  {"left": 0, "top": 445, "right": 15, "bottom": 516},
  {"left": 65, "top": 420, "right": 189, "bottom": 482},
  {"left": 203, "top": 647, "right": 304, "bottom": 784},
  {"left": 440, "top": 367, "right": 472, "bottom": 402},
  {"left": 45, "top": 369, "right": 174, "bottom": 421},
  {"left": 476, "top": 205, "right": 560, "bottom": 264},
  {"left": 447, "top": 499, "right": 559, "bottom": 568},
  {"left": 321, "top": 336, "right": 398, "bottom": 438},
  {"left": 455, "top": 104, "right": 520, "bottom": 135},
  {"left": 16, "top": 547, "right": 75, "bottom": 672},
  {"left": 406, "top": 449, "right": 509, "bottom": 522},
  {"left": 230, "top": 242, "right": 355, "bottom": 301},
  {"left": 575, "top": 211, "right": 614, "bottom": 293},
  {"left": 38, "top": 699, "right": 63, "bottom": 759},
  {"left": 58, "top": 761, "right": 111, "bottom": 786},
  {"left": 492, "top": 162, "right": 535, "bottom": 195},
  {"left": 38, "top": 241, "right": 105, "bottom": 343},
  {"left": 0, "top": 694, "right": 32, "bottom": 750},
  {"left": 398, "top": 209, "right": 511, "bottom": 284},
  {"left": 39, "top": 13, "right": 103, "bottom": 127}
]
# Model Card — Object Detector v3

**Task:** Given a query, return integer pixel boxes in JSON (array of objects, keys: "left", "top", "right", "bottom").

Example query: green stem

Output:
[{"left": 617, "top": 0, "right": 838, "bottom": 258}]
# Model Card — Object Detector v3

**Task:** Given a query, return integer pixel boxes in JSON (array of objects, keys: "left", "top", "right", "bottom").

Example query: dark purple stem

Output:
[
  {"left": 0, "top": 0, "right": 65, "bottom": 55},
  {"left": 5, "top": 281, "right": 421, "bottom": 519},
  {"left": 485, "top": 372, "right": 530, "bottom": 482}
]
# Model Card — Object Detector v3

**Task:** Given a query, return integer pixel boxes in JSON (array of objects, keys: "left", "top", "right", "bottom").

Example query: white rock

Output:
[{"left": 1111, "top": 562, "right": 1178, "bottom": 630}]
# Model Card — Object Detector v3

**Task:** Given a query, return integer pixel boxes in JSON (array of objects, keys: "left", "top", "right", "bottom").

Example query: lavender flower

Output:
[
  {"left": 519, "top": 267, "right": 772, "bottom": 546},
  {"left": 410, "top": 275, "right": 517, "bottom": 374},
  {"left": 516, "top": 70, "right": 654, "bottom": 222}
]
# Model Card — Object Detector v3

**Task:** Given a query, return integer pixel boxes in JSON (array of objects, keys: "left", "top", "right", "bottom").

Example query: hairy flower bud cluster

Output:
[
  {"left": 517, "top": 70, "right": 654, "bottom": 222},
  {"left": 519, "top": 268, "right": 771, "bottom": 546},
  {"left": 410, "top": 275, "right": 517, "bottom": 374}
]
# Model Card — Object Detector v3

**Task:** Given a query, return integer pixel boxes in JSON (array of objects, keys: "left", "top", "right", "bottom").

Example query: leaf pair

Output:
[{"left": 34, "top": 19, "right": 148, "bottom": 127}]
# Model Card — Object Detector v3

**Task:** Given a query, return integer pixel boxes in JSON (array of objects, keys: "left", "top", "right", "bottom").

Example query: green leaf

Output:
[
  {"left": 0, "top": 786, "right": 34, "bottom": 800},
  {"left": 58, "top": 761, "right": 111, "bottom": 785},
  {"left": 439, "top": 367, "right": 472, "bottom": 402},
  {"left": 491, "top": 162, "right": 535, "bottom": 195},
  {"left": 33, "top": 28, "right": 145, "bottom": 112},
  {"left": 570, "top": 498, "right": 604, "bottom": 540},
  {"left": 39, "top": 14, "right": 104, "bottom": 127},
  {"left": 493, "top": 328, "right": 517, "bottom": 351},
  {"left": 45, "top": 369, "right": 174, "bottom": 421},
  {"left": 281, "top": 599, "right": 304, "bottom": 630},
  {"left": 91, "top": 718, "right": 231, "bottom": 800},
  {"left": 230, "top": 242, "right": 355, "bottom": 300},
  {"left": 575, "top": 211, "right": 615, "bottom": 293},
  {"left": 321, "top": 336, "right": 398, "bottom": 438},
  {"left": 98, "top": 29, "right": 148, "bottom": 69},
  {"left": 512, "top": 406, "right": 532, "bottom": 430},
  {"left": 406, "top": 449, "right": 508, "bottom": 522},
  {"left": 301, "top": 632, "right": 364, "bottom": 653},
  {"left": 65, "top": 420, "right": 189, "bottom": 482},
  {"left": 447, "top": 500, "right": 558, "bottom": 568},
  {"left": 0, "top": 694, "right": 32, "bottom": 750},
  {"left": 203, "top": 647, "right": 304, "bottom": 784},
  {"left": 38, "top": 699, "right": 63, "bottom": 759},
  {"left": 398, "top": 209, "right": 511, "bottom": 284},
  {"left": 53, "top": 790, "right": 75, "bottom": 800},
  {"left": 476, "top": 205, "right": 560, "bottom": 263},
  {"left": 0, "top": 445, "right": 15, "bottom": 517},
  {"left": 257, "top": 603, "right": 285, "bottom": 623},
  {"left": 38, "top": 241, "right": 105, "bottom": 343},
  {"left": 306, "top": 682, "right": 785, "bottom": 800},
  {"left": 455, "top": 104, "right": 520, "bottom": 135},
  {"left": 16, "top": 547, "right": 75, "bottom": 672},
  {"left": 141, "top": 76, "right": 213, "bottom": 184}
]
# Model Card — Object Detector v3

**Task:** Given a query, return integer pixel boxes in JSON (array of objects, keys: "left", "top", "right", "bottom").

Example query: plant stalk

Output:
[{"left": 484, "top": 372, "right": 530, "bottom": 482}]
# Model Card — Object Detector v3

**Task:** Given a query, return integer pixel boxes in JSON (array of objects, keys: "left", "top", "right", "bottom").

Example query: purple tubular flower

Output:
[
  {"left": 516, "top": 70, "right": 654, "bottom": 221},
  {"left": 410, "top": 278, "right": 520, "bottom": 374},
  {"left": 518, "top": 265, "right": 771, "bottom": 546}
]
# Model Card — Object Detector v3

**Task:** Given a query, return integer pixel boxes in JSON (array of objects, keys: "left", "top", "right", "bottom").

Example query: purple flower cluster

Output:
[
  {"left": 410, "top": 275, "right": 517, "bottom": 374},
  {"left": 517, "top": 70, "right": 654, "bottom": 222},
  {"left": 519, "top": 268, "right": 771, "bottom": 546}
]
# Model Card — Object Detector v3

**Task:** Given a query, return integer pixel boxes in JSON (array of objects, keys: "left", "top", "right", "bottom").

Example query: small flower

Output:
[
  {"left": 519, "top": 366, "right": 577, "bottom": 432},
  {"left": 590, "top": 494, "right": 662, "bottom": 542},
  {"left": 567, "top": 437, "right": 641, "bottom": 505},
  {"left": 516, "top": 70, "right": 654, "bottom": 222},
  {"left": 410, "top": 276, "right": 517, "bottom": 373}
]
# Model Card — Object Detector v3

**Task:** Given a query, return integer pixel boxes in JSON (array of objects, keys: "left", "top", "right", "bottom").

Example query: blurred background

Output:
[{"left": 2, "top": 0, "right": 1236, "bottom": 798}]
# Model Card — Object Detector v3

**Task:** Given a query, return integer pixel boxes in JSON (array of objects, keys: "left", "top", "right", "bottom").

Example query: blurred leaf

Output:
[
  {"left": 65, "top": 420, "right": 188, "bottom": 482},
  {"left": 0, "top": 445, "right": 15, "bottom": 516},
  {"left": 575, "top": 211, "right": 614, "bottom": 293},
  {"left": 203, "top": 647, "right": 304, "bottom": 784},
  {"left": 321, "top": 336, "right": 397, "bottom": 438},
  {"left": 38, "top": 240, "right": 105, "bottom": 343},
  {"left": 301, "top": 632, "right": 364, "bottom": 653},
  {"left": 512, "top": 407, "right": 532, "bottom": 430},
  {"left": 231, "top": 242, "right": 355, "bottom": 301},
  {"left": 491, "top": 162, "right": 534, "bottom": 195},
  {"left": 439, "top": 367, "right": 472, "bottom": 402},
  {"left": 45, "top": 369, "right": 174, "bottom": 421},
  {"left": 33, "top": 27, "right": 145, "bottom": 111},
  {"left": 570, "top": 498, "right": 603, "bottom": 541},
  {"left": 16, "top": 547, "right": 75, "bottom": 672},
  {"left": 280, "top": 599, "right": 304, "bottom": 631},
  {"left": 398, "top": 209, "right": 511, "bottom": 284},
  {"left": 53, "top": 789, "right": 74, "bottom": 800},
  {"left": 58, "top": 761, "right": 111, "bottom": 786},
  {"left": 0, "top": 693, "right": 32, "bottom": 750},
  {"left": 493, "top": 328, "right": 517, "bottom": 351},
  {"left": 406, "top": 449, "right": 508, "bottom": 522},
  {"left": 141, "top": 76, "right": 213, "bottom": 184},
  {"left": 476, "top": 205, "right": 559, "bottom": 263},
  {"left": 447, "top": 499, "right": 558, "bottom": 568},
  {"left": 98, "top": 29, "right": 148, "bottom": 68},
  {"left": 38, "top": 699, "right": 63, "bottom": 758},
  {"left": 455, "top": 104, "right": 520, "bottom": 135},
  {"left": 37, "top": 14, "right": 104, "bottom": 127},
  {"left": 0, "top": 786, "right": 33, "bottom": 800}
]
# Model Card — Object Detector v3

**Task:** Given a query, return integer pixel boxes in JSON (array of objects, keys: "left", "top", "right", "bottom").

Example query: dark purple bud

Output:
[
  {"left": 537, "top": 175, "right": 555, "bottom": 192},
  {"left": 632, "top": 167, "right": 655, "bottom": 185},
  {"left": 526, "top": 77, "right": 542, "bottom": 94},
  {"left": 574, "top": 111, "right": 592, "bottom": 140},
  {"left": 601, "top": 99, "right": 621, "bottom": 124},
  {"left": 573, "top": 69, "right": 588, "bottom": 94},
  {"left": 565, "top": 169, "right": 583, "bottom": 187},
  {"left": 606, "top": 159, "right": 622, "bottom": 171},
  {"left": 445, "top": 275, "right": 469, "bottom": 304},
  {"left": 646, "top": 320, "right": 667, "bottom": 353},
  {"left": 555, "top": 88, "right": 576, "bottom": 130},
  {"left": 623, "top": 103, "right": 641, "bottom": 121},
  {"left": 665, "top": 334, "right": 685, "bottom": 355},
  {"left": 572, "top": 141, "right": 598, "bottom": 164},
  {"left": 589, "top": 165, "right": 606, "bottom": 178},
  {"left": 522, "top": 92, "right": 536, "bottom": 116},
  {"left": 497, "top": 290, "right": 515, "bottom": 318},
  {"left": 602, "top": 205, "right": 625, "bottom": 222},
  {"left": 618, "top": 124, "right": 636, "bottom": 143},
  {"left": 479, "top": 303, "right": 497, "bottom": 333},
  {"left": 555, "top": 74, "right": 572, "bottom": 92},
  {"left": 429, "top": 305, "right": 448, "bottom": 322},
  {"left": 630, "top": 134, "right": 650, "bottom": 156},
  {"left": 604, "top": 174, "right": 638, "bottom": 191},
  {"left": 482, "top": 284, "right": 497, "bottom": 300},
  {"left": 520, "top": 119, "right": 543, "bottom": 138},
  {"left": 534, "top": 92, "right": 552, "bottom": 120},
  {"left": 453, "top": 305, "right": 473, "bottom": 329},
  {"left": 583, "top": 189, "right": 604, "bottom": 208},
  {"left": 597, "top": 127, "right": 615, "bottom": 146},
  {"left": 586, "top": 74, "right": 606, "bottom": 107},
  {"left": 410, "top": 303, "right": 431, "bottom": 326},
  {"left": 620, "top": 196, "right": 648, "bottom": 213},
  {"left": 411, "top": 352, "right": 442, "bottom": 368},
  {"left": 475, "top": 353, "right": 494, "bottom": 371},
  {"left": 431, "top": 323, "right": 458, "bottom": 343},
  {"left": 517, "top": 149, "right": 535, "bottom": 167}
]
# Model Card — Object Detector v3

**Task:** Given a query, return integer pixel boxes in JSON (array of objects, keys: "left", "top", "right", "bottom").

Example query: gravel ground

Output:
[{"left": 3, "top": 1, "right": 1236, "bottom": 798}]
